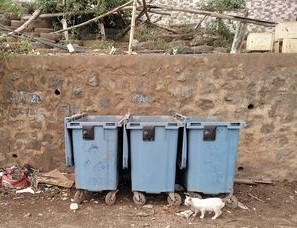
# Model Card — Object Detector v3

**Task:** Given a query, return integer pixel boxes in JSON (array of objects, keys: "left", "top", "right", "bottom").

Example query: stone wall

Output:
[
  {"left": 151, "top": 0, "right": 297, "bottom": 32},
  {"left": 0, "top": 54, "right": 297, "bottom": 180}
]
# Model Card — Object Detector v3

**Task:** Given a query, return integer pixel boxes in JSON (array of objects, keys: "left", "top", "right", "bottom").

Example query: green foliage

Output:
[
  {"left": 207, "top": 19, "right": 234, "bottom": 51},
  {"left": 17, "top": 37, "right": 33, "bottom": 54},
  {"left": 156, "top": 38, "right": 169, "bottom": 50},
  {"left": 92, "top": 39, "right": 115, "bottom": 53},
  {"left": 31, "top": 0, "right": 57, "bottom": 13},
  {"left": 138, "top": 25, "right": 156, "bottom": 42},
  {"left": 95, "top": 0, "right": 129, "bottom": 15},
  {"left": 207, "top": 19, "right": 233, "bottom": 39},
  {"left": 0, "top": 0, "right": 23, "bottom": 17},
  {"left": 30, "top": 0, "right": 129, "bottom": 14},
  {"left": 202, "top": 0, "right": 246, "bottom": 50},
  {"left": 201, "top": 0, "right": 246, "bottom": 12}
]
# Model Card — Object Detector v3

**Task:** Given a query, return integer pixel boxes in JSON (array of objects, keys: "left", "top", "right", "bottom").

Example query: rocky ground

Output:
[{"left": 0, "top": 181, "right": 296, "bottom": 228}]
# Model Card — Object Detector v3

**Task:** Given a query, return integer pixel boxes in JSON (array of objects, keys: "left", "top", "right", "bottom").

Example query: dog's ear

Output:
[{"left": 185, "top": 195, "right": 191, "bottom": 201}]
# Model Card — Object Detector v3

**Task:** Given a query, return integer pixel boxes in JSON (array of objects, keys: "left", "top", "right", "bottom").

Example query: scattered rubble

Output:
[
  {"left": 16, "top": 187, "right": 35, "bottom": 194},
  {"left": 175, "top": 209, "right": 194, "bottom": 219}
]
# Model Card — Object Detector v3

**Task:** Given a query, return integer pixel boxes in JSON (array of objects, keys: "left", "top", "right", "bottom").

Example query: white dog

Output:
[{"left": 184, "top": 190, "right": 233, "bottom": 220}]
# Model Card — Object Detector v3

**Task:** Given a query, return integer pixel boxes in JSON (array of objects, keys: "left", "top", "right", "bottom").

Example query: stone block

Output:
[
  {"left": 72, "top": 86, "right": 82, "bottom": 96},
  {"left": 34, "top": 28, "right": 54, "bottom": 35},
  {"left": 39, "top": 32, "right": 62, "bottom": 41},
  {"left": 131, "top": 94, "right": 149, "bottom": 103},
  {"left": 10, "top": 20, "right": 24, "bottom": 27},
  {"left": 31, "top": 121, "right": 43, "bottom": 129},
  {"left": 32, "top": 19, "right": 52, "bottom": 28},
  {"left": 87, "top": 71, "right": 100, "bottom": 87},
  {"left": 201, "top": 83, "right": 216, "bottom": 94},
  {"left": 42, "top": 134, "right": 54, "bottom": 142},
  {"left": 100, "top": 97, "right": 111, "bottom": 108},
  {"left": 196, "top": 99, "right": 215, "bottom": 110},
  {"left": 25, "top": 138, "right": 41, "bottom": 150}
]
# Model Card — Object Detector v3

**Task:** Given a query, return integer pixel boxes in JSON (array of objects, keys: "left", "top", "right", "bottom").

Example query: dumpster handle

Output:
[
  {"left": 69, "top": 113, "right": 86, "bottom": 121},
  {"left": 122, "top": 113, "right": 130, "bottom": 169},
  {"left": 64, "top": 117, "right": 74, "bottom": 167},
  {"left": 172, "top": 112, "right": 188, "bottom": 169},
  {"left": 119, "top": 113, "right": 130, "bottom": 125},
  {"left": 180, "top": 125, "right": 187, "bottom": 169},
  {"left": 172, "top": 112, "right": 188, "bottom": 122}
]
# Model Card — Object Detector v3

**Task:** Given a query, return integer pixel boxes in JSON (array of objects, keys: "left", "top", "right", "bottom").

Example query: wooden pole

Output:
[
  {"left": 121, "top": 9, "right": 146, "bottom": 37},
  {"left": 10, "top": 9, "right": 42, "bottom": 34},
  {"left": 230, "top": 11, "right": 248, "bottom": 53},
  {"left": 150, "top": 22, "right": 179, "bottom": 34},
  {"left": 230, "top": 21, "right": 247, "bottom": 53},
  {"left": 61, "top": 18, "right": 69, "bottom": 41},
  {"left": 128, "top": 0, "right": 138, "bottom": 55},
  {"left": 53, "top": 1, "right": 133, "bottom": 34},
  {"left": 148, "top": 4, "right": 276, "bottom": 27},
  {"left": 99, "top": 20, "right": 106, "bottom": 40},
  {"left": 142, "top": 0, "right": 151, "bottom": 23},
  {"left": 194, "top": 15, "right": 207, "bottom": 29}
]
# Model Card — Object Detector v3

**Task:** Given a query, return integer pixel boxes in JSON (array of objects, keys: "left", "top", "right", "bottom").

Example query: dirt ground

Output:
[{"left": 0, "top": 181, "right": 297, "bottom": 228}]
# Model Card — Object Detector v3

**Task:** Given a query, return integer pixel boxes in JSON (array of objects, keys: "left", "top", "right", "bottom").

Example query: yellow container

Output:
[
  {"left": 282, "top": 38, "right": 297, "bottom": 53},
  {"left": 275, "top": 22, "right": 297, "bottom": 40},
  {"left": 246, "top": 33, "right": 274, "bottom": 52}
]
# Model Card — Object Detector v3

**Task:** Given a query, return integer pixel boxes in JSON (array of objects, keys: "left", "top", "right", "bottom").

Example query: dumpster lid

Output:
[
  {"left": 185, "top": 116, "right": 246, "bottom": 129},
  {"left": 66, "top": 115, "right": 125, "bottom": 128},
  {"left": 126, "top": 115, "right": 182, "bottom": 129}
]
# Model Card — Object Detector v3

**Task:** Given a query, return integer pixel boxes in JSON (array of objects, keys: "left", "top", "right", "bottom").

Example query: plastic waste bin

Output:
[
  {"left": 64, "top": 113, "right": 127, "bottom": 205},
  {"left": 180, "top": 116, "right": 246, "bottom": 207},
  {"left": 125, "top": 116, "right": 182, "bottom": 206}
]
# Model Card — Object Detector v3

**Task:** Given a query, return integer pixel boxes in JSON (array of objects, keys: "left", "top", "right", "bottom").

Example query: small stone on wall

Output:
[{"left": 87, "top": 71, "right": 100, "bottom": 87}]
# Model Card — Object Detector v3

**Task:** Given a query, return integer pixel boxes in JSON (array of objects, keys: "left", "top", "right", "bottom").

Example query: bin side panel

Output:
[
  {"left": 64, "top": 119, "right": 74, "bottom": 167},
  {"left": 131, "top": 127, "right": 178, "bottom": 193},
  {"left": 185, "top": 127, "right": 239, "bottom": 194},
  {"left": 72, "top": 127, "right": 119, "bottom": 191}
]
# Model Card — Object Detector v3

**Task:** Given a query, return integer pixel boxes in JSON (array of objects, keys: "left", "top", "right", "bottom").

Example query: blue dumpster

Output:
[
  {"left": 64, "top": 113, "right": 126, "bottom": 205},
  {"left": 126, "top": 116, "right": 182, "bottom": 206},
  {"left": 182, "top": 117, "right": 246, "bottom": 203}
]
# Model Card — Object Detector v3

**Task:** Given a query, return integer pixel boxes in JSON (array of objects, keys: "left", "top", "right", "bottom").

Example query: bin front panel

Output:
[
  {"left": 185, "top": 126, "right": 239, "bottom": 194},
  {"left": 130, "top": 127, "right": 178, "bottom": 193},
  {"left": 72, "top": 126, "right": 119, "bottom": 191}
]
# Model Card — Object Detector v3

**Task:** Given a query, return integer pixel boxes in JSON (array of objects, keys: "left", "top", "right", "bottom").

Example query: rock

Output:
[
  {"left": 143, "top": 204, "right": 153, "bottom": 209},
  {"left": 190, "top": 38, "right": 215, "bottom": 46},
  {"left": 191, "top": 45, "right": 214, "bottom": 53},
  {"left": 214, "top": 47, "right": 228, "bottom": 53},
  {"left": 73, "top": 86, "right": 82, "bottom": 96},
  {"left": 261, "top": 124, "right": 275, "bottom": 134},
  {"left": 70, "top": 202, "right": 79, "bottom": 211},
  {"left": 201, "top": 83, "right": 216, "bottom": 94},
  {"left": 181, "top": 85, "right": 196, "bottom": 98},
  {"left": 224, "top": 93, "right": 240, "bottom": 103},
  {"left": 24, "top": 213, "right": 31, "bottom": 218},
  {"left": 87, "top": 71, "right": 100, "bottom": 87},
  {"left": 197, "top": 99, "right": 215, "bottom": 110},
  {"left": 100, "top": 97, "right": 111, "bottom": 108},
  {"left": 137, "top": 212, "right": 150, "bottom": 217},
  {"left": 131, "top": 94, "right": 149, "bottom": 103}
]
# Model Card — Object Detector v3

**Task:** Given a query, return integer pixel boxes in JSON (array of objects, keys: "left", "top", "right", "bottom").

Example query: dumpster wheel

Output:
[
  {"left": 133, "top": 192, "right": 146, "bottom": 206},
  {"left": 105, "top": 190, "right": 118, "bottom": 205},
  {"left": 226, "top": 195, "right": 238, "bottom": 209},
  {"left": 167, "top": 193, "right": 182, "bottom": 206},
  {"left": 188, "top": 192, "right": 202, "bottom": 199},
  {"left": 73, "top": 190, "right": 85, "bottom": 204}
]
